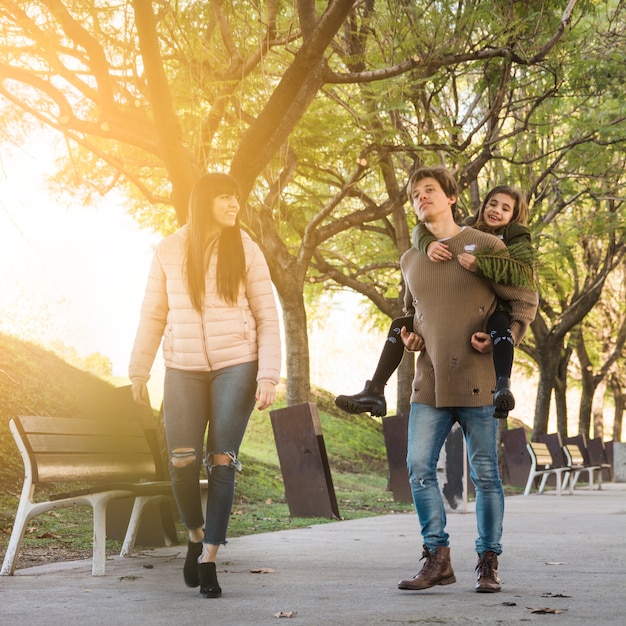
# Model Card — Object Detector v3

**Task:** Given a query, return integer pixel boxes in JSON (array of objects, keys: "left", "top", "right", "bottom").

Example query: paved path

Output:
[{"left": 1, "top": 483, "right": 624, "bottom": 625}]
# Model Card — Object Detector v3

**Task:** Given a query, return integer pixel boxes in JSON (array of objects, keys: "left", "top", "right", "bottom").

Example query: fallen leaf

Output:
[
  {"left": 541, "top": 592, "right": 572, "bottom": 598},
  {"left": 528, "top": 607, "right": 568, "bottom": 614},
  {"left": 273, "top": 611, "right": 297, "bottom": 618},
  {"left": 250, "top": 567, "right": 276, "bottom": 574},
  {"left": 118, "top": 575, "right": 142, "bottom": 581},
  {"left": 502, "top": 602, "right": 517, "bottom": 606},
  {"left": 37, "top": 532, "right": 61, "bottom": 539}
]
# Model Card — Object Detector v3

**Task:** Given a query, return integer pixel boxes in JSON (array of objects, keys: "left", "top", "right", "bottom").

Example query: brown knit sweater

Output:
[{"left": 401, "top": 226, "right": 538, "bottom": 408}]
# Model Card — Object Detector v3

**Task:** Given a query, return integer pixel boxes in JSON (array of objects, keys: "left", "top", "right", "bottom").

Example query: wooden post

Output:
[
  {"left": 270, "top": 403, "right": 340, "bottom": 519},
  {"left": 382, "top": 415, "right": 470, "bottom": 512}
]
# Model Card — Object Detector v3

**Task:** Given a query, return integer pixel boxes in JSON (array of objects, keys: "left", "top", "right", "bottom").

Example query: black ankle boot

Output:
[
  {"left": 334, "top": 380, "right": 387, "bottom": 417},
  {"left": 183, "top": 541, "right": 203, "bottom": 587},
  {"left": 199, "top": 562, "right": 222, "bottom": 598},
  {"left": 493, "top": 377, "right": 515, "bottom": 419}
]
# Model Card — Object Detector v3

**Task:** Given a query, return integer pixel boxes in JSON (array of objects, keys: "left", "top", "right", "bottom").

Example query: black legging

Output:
[
  {"left": 369, "top": 307, "right": 514, "bottom": 389},
  {"left": 369, "top": 315, "right": 414, "bottom": 388},
  {"left": 487, "top": 306, "right": 514, "bottom": 380}
]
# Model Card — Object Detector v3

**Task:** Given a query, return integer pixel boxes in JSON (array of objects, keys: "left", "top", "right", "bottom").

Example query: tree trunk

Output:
[
  {"left": 592, "top": 379, "right": 607, "bottom": 439},
  {"left": 610, "top": 375, "right": 624, "bottom": 442},
  {"left": 533, "top": 349, "right": 561, "bottom": 440},
  {"left": 276, "top": 289, "right": 311, "bottom": 406},
  {"left": 554, "top": 346, "right": 572, "bottom": 438},
  {"left": 554, "top": 376, "right": 568, "bottom": 439}
]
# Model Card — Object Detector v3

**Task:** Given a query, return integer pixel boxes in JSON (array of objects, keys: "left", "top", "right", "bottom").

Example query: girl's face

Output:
[
  {"left": 211, "top": 193, "right": 240, "bottom": 232},
  {"left": 482, "top": 193, "right": 516, "bottom": 228}
]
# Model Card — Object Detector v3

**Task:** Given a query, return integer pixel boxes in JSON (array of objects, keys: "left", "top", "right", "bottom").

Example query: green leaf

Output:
[{"left": 472, "top": 243, "right": 538, "bottom": 289}]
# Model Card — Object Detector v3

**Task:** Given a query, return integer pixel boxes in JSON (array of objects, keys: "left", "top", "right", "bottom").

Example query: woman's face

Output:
[
  {"left": 482, "top": 192, "right": 516, "bottom": 228},
  {"left": 211, "top": 193, "right": 240, "bottom": 231}
]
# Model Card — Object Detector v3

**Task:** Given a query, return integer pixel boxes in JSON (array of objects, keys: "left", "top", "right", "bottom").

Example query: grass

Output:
[
  {"left": 0, "top": 332, "right": 413, "bottom": 569},
  {"left": 0, "top": 332, "right": 528, "bottom": 570}
]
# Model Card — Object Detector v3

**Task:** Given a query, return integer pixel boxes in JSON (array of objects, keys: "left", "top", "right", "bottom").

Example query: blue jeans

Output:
[
  {"left": 407, "top": 403, "right": 504, "bottom": 556},
  {"left": 163, "top": 362, "right": 257, "bottom": 545}
]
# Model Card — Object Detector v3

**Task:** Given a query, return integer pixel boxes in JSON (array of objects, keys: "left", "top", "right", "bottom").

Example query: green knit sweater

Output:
[{"left": 401, "top": 227, "right": 538, "bottom": 408}]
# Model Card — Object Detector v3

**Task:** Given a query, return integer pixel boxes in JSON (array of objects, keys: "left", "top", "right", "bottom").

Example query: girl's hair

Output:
[
  {"left": 466, "top": 185, "right": 529, "bottom": 228},
  {"left": 186, "top": 172, "right": 245, "bottom": 311},
  {"left": 406, "top": 166, "right": 459, "bottom": 215}
]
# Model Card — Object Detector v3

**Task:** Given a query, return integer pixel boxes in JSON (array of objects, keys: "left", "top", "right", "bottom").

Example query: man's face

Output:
[{"left": 410, "top": 177, "right": 456, "bottom": 223}]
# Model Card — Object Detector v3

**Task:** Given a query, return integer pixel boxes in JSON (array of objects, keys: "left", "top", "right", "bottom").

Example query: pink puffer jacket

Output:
[{"left": 129, "top": 226, "right": 281, "bottom": 385}]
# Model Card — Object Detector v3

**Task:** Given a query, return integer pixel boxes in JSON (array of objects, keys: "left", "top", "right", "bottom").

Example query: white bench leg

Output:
[
  {"left": 1, "top": 502, "right": 31, "bottom": 576},
  {"left": 120, "top": 496, "right": 151, "bottom": 557},
  {"left": 91, "top": 495, "right": 111, "bottom": 576}
]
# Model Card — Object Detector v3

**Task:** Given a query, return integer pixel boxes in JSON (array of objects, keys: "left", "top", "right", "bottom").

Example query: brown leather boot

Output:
[
  {"left": 475, "top": 551, "right": 501, "bottom": 593},
  {"left": 398, "top": 546, "right": 456, "bottom": 590}
]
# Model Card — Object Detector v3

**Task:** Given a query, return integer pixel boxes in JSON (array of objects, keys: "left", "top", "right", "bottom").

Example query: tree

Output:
[{"left": 2, "top": 0, "right": 624, "bottom": 423}]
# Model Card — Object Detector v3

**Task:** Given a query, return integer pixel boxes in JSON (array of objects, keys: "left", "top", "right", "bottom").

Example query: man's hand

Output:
[
  {"left": 426, "top": 241, "right": 452, "bottom": 262},
  {"left": 401, "top": 326, "right": 425, "bottom": 352},
  {"left": 255, "top": 381, "right": 277, "bottom": 410},
  {"left": 131, "top": 380, "right": 150, "bottom": 406},
  {"left": 471, "top": 332, "right": 493, "bottom": 354}
]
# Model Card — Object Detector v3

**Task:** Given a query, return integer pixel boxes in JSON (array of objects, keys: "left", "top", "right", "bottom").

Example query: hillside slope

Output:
[
  {"left": 0, "top": 332, "right": 387, "bottom": 492},
  {"left": 0, "top": 333, "right": 120, "bottom": 491}
]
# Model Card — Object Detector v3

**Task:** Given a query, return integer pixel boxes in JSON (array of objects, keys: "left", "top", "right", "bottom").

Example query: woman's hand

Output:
[
  {"left": 255, "top": 381, "right": 277, "bottom": 410},
  {"left": 131, "top": 380, "right": 150, "bottom": 406},
  {"left": 400, "top": 326, "right": 425, "bottom": 352}
]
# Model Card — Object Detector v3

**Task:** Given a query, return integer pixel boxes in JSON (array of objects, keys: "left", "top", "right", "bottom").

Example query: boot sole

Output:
[
  {"left": 493, "top": 389, "right": 515, "bottom": 412},
  {"left": 334, "top": 397, "right": 387, "bottom": 417},
  {"left": 398, "top": 574, "right": 456, "bottom": 590}
]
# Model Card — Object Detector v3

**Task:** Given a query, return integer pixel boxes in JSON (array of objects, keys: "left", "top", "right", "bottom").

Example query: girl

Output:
[
  {"left": 129, "top": 173, "right": 281, "bottom": 598},
  {"left": 335, "top": 185, "right": 531, "bottom": 420}
]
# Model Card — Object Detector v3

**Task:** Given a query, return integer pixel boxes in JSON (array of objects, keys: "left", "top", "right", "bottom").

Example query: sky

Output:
[
  {"left": 0, "top": 131, "right": 390, "bottom": 408},
  {"left": 0, "top": 133, "right": 160, "bottom": 379}
]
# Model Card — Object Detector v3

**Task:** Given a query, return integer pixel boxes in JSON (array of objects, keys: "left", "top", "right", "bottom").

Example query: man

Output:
[{"left": 397, "top": 166, "right": 538, "bottom": 593}]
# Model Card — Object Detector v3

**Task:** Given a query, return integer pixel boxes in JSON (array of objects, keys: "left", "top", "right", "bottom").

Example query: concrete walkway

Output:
[{"left": 1, "top": 483, "right": 624, "bottom": 625}]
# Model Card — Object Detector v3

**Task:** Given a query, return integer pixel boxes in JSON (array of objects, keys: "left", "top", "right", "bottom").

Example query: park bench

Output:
[
  {"left": 1, "top": 411, "right": 175, "bottom": 576},
  {"left": 523, "top": 441, "right": 571, "bottom": 496},
  {"left": 562, "top": 443, "right": 604, "bottom": 493}
]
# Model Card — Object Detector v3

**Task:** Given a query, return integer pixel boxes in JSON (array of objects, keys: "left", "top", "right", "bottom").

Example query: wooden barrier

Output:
[{"left": 270, "top": 403, "right": 340, "bottom": 519}]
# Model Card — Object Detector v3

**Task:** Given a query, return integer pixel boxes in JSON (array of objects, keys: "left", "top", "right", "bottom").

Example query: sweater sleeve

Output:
[
  {"left": 492, "top": 282, "right": 538, "bottom": 345},
  {"left": 412, "top": 223, "right": 438, "bottom": 254}
]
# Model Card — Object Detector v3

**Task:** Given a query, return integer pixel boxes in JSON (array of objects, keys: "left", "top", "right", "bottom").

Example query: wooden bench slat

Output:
[
  {"left": 15, "top": 415, "right": 144, "bottom": 437},
  {"left": 34, "top": 454, "right": 157, "bottom": 483},
  {"left": 23, "top": 433, "right": 151, "bottom": 455},
  {"left": 1, "top": 408, "right": 176, "bottom": 578}
]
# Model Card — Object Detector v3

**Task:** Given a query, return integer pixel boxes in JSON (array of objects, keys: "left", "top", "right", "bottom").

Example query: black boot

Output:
[
  {"left": 198, "top": 562, "right": 222, "bottom": 598},
  {"left": 183, "top": 541, "right": 203, "bottom": 587},
  {"left": 335, "top": 381, "right": 387, "bottom": 417},
  {"left": 493, "top": 377, "right": 515, "bottom": 419}
]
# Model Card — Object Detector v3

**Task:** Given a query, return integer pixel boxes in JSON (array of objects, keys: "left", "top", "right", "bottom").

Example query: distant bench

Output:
[{"left": 1, "top": 412, "right": 175, "bottom": 576}]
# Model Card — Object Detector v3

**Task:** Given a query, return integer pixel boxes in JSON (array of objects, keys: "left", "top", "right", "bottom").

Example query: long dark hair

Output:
[{"left": 185, "top": 173, "right": 245, "bottom": 311}]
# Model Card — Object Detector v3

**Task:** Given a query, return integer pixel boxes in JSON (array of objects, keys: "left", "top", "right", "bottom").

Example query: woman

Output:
[{"left": 129, "top": 172, "right": 281, "bottom": 598}]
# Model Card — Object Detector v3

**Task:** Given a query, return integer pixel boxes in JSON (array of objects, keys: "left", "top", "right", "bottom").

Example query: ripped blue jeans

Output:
[
  {"left": 163, "top": 363, "right": 257, "bottom": 545},
  {"left": 407, "top": 403, "right": 504, "bottom": 556}
]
